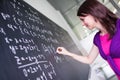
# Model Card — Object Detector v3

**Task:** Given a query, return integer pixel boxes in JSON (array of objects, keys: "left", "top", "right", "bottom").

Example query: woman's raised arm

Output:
[{"left": 56, "top": 44, "right": 99, "bottom": 64}]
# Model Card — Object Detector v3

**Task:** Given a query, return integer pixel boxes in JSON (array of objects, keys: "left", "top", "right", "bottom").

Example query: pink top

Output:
[
  {"left": 100, "top": 33, "right": 120, "bottom": 79},
  {"left": 100, "top": 33, "right": 111, "bottom": 55}
]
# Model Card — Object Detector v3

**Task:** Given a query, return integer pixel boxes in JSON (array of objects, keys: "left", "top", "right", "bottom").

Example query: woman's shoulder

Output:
[
  {"left": 116, "top": 18, "right": 120, "bottom": 24},
  {"left": 116, "top": 18, "right": 120, "bottom": 29},
  {"left": 93, "top": 31, "right": 100, "bottom": 45},
  {"left": 94, "top": 31, "right": 100, "bottom": 38}
]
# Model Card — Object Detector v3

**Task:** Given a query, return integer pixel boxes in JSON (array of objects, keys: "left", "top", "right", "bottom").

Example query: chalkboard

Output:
[{"left": 0, "top": 0, "right": 90, "bottom": 80}]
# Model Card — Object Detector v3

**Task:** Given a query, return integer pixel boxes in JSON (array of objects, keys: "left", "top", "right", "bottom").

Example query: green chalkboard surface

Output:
[{"left": 0, "top": 0, "right": 90, "bottom": 80}]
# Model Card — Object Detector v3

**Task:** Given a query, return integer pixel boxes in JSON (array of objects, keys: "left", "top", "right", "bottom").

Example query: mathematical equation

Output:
[{"left": 0, "top": 0, "right": 66, "bottom": 80}]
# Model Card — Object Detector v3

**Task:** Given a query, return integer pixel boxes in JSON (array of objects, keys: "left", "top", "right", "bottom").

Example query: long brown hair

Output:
[{"left": 77, "top": 0, "right": 118, "bottom": 39}]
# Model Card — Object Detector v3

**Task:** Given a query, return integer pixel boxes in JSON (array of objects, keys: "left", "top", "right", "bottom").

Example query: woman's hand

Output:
[{"left": 56, "top": 47, "right": 70, "bottom": 56}]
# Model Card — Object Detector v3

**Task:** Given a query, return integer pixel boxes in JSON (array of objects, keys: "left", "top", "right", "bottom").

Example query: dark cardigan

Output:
[{"left": 93, "top": 19, "right": 120, "bottom": 75}]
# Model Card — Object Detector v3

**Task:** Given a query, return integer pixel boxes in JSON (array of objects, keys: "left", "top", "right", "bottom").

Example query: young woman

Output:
[{"left": 56, "top": 0, "right": 120, "bottom": 80}]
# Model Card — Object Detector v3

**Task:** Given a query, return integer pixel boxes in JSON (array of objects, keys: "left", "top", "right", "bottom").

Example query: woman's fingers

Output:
[
  {"left": 56, "top": 47, "right": 69, "bottom": 55},
  {"left": 56, "top": 47, "right": 63, "bottom": 53}
]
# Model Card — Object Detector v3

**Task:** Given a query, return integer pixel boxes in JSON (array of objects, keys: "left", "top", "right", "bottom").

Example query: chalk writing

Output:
[{"left": 0, "top": 0, "right": 86, "bottom": 80}]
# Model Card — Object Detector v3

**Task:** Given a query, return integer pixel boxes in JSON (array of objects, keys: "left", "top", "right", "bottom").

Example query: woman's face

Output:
[{"left": 79, "top": 14, "right": 97, "bottom": 30}]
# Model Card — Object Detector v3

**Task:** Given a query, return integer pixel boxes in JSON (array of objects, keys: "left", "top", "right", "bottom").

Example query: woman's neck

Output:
[
  {"left": 100, "top": 30, "right": 108, "bottom": 36},
  {"left": 96, "top": 21, "right": 108, "bottom": 36}
]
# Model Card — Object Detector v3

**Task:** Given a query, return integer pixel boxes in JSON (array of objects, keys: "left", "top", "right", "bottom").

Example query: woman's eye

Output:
[{"left": 80, "top": 19, "right": 83, "bottom": 21}]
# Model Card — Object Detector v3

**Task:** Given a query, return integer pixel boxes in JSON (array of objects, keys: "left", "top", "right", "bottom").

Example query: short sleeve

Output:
[{"left": 93, "top": 32, "right": 100, "bottom": 46}]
